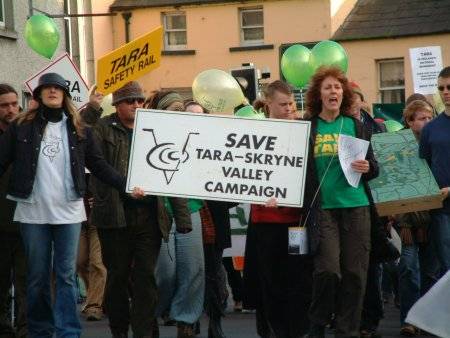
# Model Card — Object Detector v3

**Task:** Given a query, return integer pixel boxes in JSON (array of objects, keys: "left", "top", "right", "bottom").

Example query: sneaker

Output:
[
  {"left": 400, "top": 324, "right": 419, "bottom": 336},
  {"left": 162, "top": 313, "right": 176, "bottom": 326},
  {"left": 241, "top": 308, "right": 256, "bottom": 314},
  {"left": 233, "top": 301, "right": 243, "bottom": 312},
  {"left": 84, "top": 308, "right": 103, "bottom": 321}
]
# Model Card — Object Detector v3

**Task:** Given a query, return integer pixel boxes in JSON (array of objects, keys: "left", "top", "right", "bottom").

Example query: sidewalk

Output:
[{"left": 81, "top": 302, "right": 407, "bottom": 338}]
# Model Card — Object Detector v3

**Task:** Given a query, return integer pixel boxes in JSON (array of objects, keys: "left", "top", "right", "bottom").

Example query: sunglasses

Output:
[
  {"left": 438, "top": 85, "right": 450, "bottom": 92},
  {"left": 123, "top": 98, "right": 145, "bottom": 104}
]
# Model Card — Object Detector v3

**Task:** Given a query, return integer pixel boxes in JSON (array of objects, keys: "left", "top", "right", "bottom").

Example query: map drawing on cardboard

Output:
[{"left": 369, "top": 129, "right": 442, "bottom": 216}]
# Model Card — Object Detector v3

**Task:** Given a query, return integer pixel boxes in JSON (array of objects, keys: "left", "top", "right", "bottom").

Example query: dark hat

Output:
[
  {"left": 33, "top": 73, "right": 71, "bottom": 99},
  {"left": 112, "top": 81, "right": 145, "bottom": 105}
]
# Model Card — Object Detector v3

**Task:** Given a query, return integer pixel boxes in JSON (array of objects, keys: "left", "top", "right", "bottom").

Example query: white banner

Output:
[
  {"left": 406, "top": 271, "right": 450, "bottom": 337},
  {"left": 409, "top": 46, "right": 443, "bottom": 95},
  {"left": 25, "top": 53, "right": 90, "bottom": 109},
  {"left": 127, "top": 110, "right": 311, "bottom": 207}
]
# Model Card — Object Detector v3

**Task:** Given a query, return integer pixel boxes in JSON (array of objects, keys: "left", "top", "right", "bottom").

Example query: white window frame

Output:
[
  {"left": 162, "top": 11, "right": 187, "bottom": 51},
  {"left": 377, "top": 58, "right": 405, "bottom": 103},
  {"left": 0, "top": 0, "right": 6, "bottom": 28},
  {"left": 239, "top": 7, "right": 264, "bottom": 46}
]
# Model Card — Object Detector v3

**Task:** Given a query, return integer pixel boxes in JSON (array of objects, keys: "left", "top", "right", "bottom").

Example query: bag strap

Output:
[{"left": 300, "top": 116, "right": 344, "bottom": 227}]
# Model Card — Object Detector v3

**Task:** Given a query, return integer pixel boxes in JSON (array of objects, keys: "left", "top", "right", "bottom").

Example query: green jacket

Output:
[{"left": 89, "top": 113, "right": 191, "bottom": 240}]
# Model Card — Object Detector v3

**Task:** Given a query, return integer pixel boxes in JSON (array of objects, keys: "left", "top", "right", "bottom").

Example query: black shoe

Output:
[
  {"left": 152, "top": 318, "right": 160, "bottom": 338},
  {"left": 360, "top": 328, "right": 382, "bottom": 338},
  {"left": 194, "top": 321, "right": 200, "bottom": 335},
  {"left": 305, "top": 324, "right": 325, "bottom": 338}
]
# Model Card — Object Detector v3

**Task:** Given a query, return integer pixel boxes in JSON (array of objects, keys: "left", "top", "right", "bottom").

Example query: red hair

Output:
[{"left": 305, "top": 66, "right": 354, "bottom": 118}]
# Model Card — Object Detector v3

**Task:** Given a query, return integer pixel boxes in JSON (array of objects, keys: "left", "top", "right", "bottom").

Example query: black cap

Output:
[{"left": 33, "top": 73, "right": 71, "bottom": 99}]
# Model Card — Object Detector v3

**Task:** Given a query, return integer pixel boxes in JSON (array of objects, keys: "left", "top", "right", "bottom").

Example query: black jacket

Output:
[
  {"left": 0, "top": 129, "right": 17, "bottom": 233},
  {"left": 0, "top": 109, "right": 125, "bottom": 199}
]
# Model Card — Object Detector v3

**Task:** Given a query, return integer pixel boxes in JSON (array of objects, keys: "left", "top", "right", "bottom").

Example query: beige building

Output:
[{"left": 92, "top": 0, "right": 450, "bottom": 106}]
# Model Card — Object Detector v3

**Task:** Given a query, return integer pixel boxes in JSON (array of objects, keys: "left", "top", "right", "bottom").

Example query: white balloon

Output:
[{"left": 192, "top": 69, "right": 246, "bottom": 113}]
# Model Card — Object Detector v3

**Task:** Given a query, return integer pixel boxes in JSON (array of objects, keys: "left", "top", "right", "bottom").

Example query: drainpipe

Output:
[
  {"left": 28, "top": 0, "right": 33, "bottom": 17},
  {"left": 122, "top": 12, "right": 132, "bottom": 43}
]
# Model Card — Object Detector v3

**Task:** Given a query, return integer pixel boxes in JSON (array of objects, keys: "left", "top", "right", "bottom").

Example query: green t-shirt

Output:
[{"left": 314, "top": 115, "right": 370, "bottom": 209}]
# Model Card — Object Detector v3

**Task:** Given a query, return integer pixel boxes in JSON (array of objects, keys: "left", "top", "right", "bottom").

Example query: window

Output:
[
  {"left": 378, "top": 59, "right": 405, "bottom": 103},
  {"left": 240, "top": 7, "right": 264, "bottom": 46},
  {"left": 0, "top": 0, "right": 5, "bottom": 27},
  {"left": 163, "top": 12, "right": 187, "bottom": 50}
]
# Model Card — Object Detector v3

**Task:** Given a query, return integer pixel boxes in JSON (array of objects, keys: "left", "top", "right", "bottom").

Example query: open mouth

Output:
[{"left": 329, "top": 97, "right": 338, "bottom": 104}]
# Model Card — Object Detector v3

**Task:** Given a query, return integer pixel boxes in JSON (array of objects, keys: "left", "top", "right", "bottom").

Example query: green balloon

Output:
[
  {"left": 383, "top": 120, "right": 404, "bottom": 133},
  {"left": 281, "top": 44, "right": 314, "bottom": 88},
  {"left": 311, "top": 40, "right": 348, "bottom": 73},
  {"left": 235, "top": 105, "right": 265, "bottom": 119},
  {"left": 24, "top": 15, "right": 60, "bottom": 59}
]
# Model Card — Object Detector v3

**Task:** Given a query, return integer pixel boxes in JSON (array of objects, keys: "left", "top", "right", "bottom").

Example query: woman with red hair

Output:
[{"left": 304, "top": 67, "right": 379, "bottom": 338}]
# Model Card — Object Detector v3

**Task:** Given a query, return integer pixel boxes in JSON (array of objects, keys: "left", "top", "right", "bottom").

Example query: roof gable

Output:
[
  {"left": 110, "top": 0, "right": 239, "bottom": 11},
  {"left": 332, "top": 0, "right": 450, "bottom": 41}
]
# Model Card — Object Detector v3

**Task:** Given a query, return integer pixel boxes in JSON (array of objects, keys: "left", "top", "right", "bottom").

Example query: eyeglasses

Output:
[
  {"left": 0, "top": 101, "right": 19, "bottom": 109},
  {"left": 438, "top": 85, "right": 450, "bottom": 92},
  {"left": 123, "top": 98, "right": 145, "bottom": 105}
]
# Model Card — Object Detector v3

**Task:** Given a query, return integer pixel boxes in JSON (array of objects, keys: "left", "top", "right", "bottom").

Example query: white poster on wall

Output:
[
  {"left": 409, "top": 46, "right": 443, "bottom": 95},
  {"left": 126, "top": 110, "right": 311, "bottom": 207},
  {"left": 25, "top": 53, "right": 90, "bottom": 109}
]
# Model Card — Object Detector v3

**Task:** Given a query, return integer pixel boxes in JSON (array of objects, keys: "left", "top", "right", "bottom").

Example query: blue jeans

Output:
[
  {"left": 20, "top": 223, "right": 82, "bottom": 338},
  {"left": 155, "top": 212, "right": 205, "bottom": 324},
  {"left": 398, "top": 241, "right": 439, "bottom": 324},
  {"left": 430, "top": 211, "right": 450, "bottom": 273}
]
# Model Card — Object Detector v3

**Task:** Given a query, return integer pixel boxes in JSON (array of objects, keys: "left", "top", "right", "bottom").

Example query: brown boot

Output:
[{"left": 177, "top": 322, "right": 196, "bottom": 338}]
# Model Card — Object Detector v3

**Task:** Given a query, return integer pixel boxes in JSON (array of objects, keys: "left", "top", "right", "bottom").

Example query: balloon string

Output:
[{"left": 300, "top": 89, "right": 304, "bottom": 118}]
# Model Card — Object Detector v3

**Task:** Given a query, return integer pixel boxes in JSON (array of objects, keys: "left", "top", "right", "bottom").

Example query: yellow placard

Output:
[{"left": 96, "top": 26, "right": 163, "bottom": 95}]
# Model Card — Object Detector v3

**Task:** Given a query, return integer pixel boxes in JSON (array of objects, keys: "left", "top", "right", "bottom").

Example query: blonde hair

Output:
[
  {"left": 403, "top": 100, "right": 433, "bottom": 127},
  {"left": 16, "top": 96, "right": 85, "bottom": 137}
]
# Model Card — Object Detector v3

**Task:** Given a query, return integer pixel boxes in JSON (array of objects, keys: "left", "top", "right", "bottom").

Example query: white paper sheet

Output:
[{"left": 338, "top": 134, "right": 369, "bottom": 188}]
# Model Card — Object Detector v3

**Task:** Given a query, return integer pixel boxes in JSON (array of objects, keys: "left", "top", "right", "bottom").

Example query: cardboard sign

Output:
[
  {"left": 126, "top": 110, "right": 311, "bottom": 207},
  {"left": 369, "top": 129, "right": 442, "bottom": 216},
  {"left": 96, "top": 26, "right": 162, "bottom": 95},
  {"left": 288, "top": 227, "right": 308, "bottom": 255},
  {"left": 25, "top": 53, "right": 89, "bottom": 109},
  {"left": 409, "top": 46, "right": 443, "bottom": 95}
]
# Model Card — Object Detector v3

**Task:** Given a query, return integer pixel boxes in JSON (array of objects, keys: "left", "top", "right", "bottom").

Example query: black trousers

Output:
[
  {"left": 203, "top": 245, "right": 228, "bottom": 319},
  {"left": 360, "top": 258, "right": 383, "bottom": 331},
  {"left": 98, "top": 207, "right": 161, "bottom": 338},
  {"left": 0, "top": 231, "right": 27, "bottom": 338},
  {"left": 244, "top": 222, "right": 313, "bottom": 338},
  {"left": 222, "top": 257, "right": 243, "bottom": 302}
]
